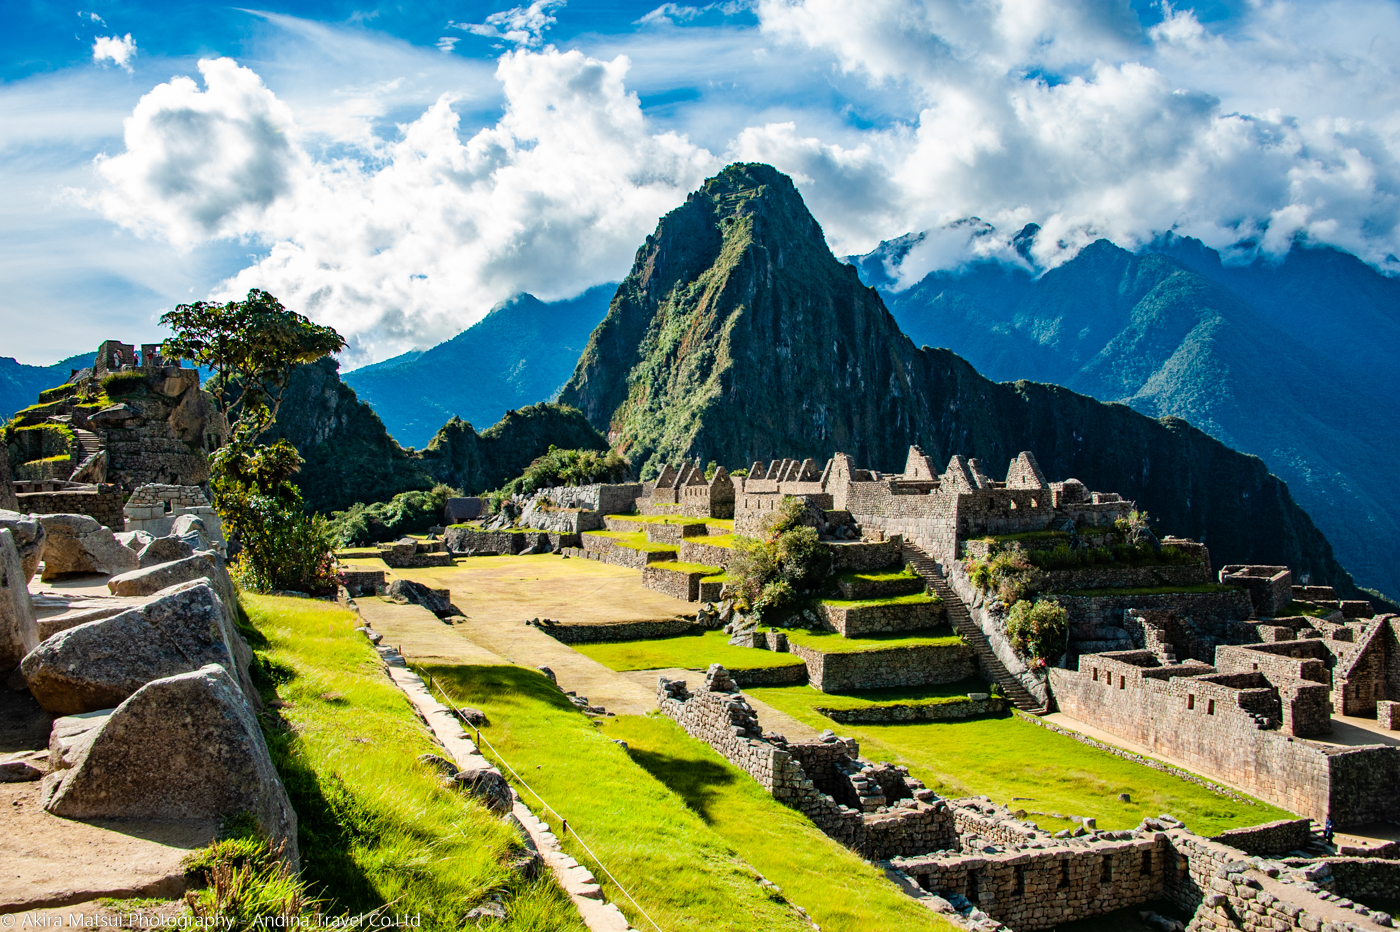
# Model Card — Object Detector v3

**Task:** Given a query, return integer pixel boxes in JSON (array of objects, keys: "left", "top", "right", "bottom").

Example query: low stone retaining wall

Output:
[
  {"left": 837, "top": 573, "right": 927, "bottom": 600},
  {"left": 531, "top": 618, "right": 703, "bottom": 643},
  {"left": 382, "top": 550, "right": 455, "bottom": 568},
  {"left": 642, "top": 564, "right": 722, "bottom": 602},
  {"left": 645, "top": 523, "right": 708, "bottom": 544},
  {"left": 817, "top": 597, "right": 946, "bottom": 637},
  {"left": 730, "top": 664, "right": 807, "bottom": 687},
  {"left": 789, "top": 641, "right": 977, "bottom": 692},
  {"left": 521, "top": 507, "right": 602, "bottom": 535},
  {"left": 603, "top": 516, "right": 646, "bottom": 533},
  {"left": 1039, "top": 563, "right": 1214, "bottom": 592},
  {"left": 1057, "top": 589, "right": 1254, "bottom": 641},
  {"left": 699, "top": 579, "right": 725, "bottom": 602},
  {"left": 678, "top": 538, "right": 735, "bottom": 567},
  {"left": 580, "top": 534, "right": 676, "bottom": 569},
  {"left": 829, "top": 538, "right": 903, "bottom": 572},
  {"left": 1210, "top": 819, "right": 1314, "bottom": 856},
  {"left": 444, "top": 527, "right": 527, "bottom": 554},
  {"left": 815, "top": 697, "right": 1006, "bottom": 724},
  {"left": 16, "top": 486, "right": 125, "bottom": 531},
  {"left": 1322, "top": 857, "right": 1400, "bottom": 902}
]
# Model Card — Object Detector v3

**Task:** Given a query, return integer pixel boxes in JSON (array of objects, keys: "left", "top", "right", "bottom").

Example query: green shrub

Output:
[
  {"left": 100, "top": 371, "right": 149, "bottom": 397},
  {"left": 230, "top": 495, "right": 339, "bottom": 594},
  {"left": 183, "top": 816, "right": 320, "bottom": 926},
  {"left": 494, "top": 445, "right": 630, "bottom": 502},
  {"left": 329, "top": 484, "right": 459, "bottom": 546},
  {"left": 727, "top": 497, "right": 832, "bottom": 622},
  {"left": 1005, "top": 598, "right": 1069, "bottom": 662}
]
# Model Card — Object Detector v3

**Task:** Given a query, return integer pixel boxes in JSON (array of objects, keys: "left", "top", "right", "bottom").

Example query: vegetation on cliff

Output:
[{"left": 559, "top": 162, "right": 1368, "bottom": 598}]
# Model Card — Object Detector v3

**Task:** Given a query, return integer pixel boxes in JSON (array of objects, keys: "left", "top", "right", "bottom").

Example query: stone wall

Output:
[
  {"left": 641, "top": 564, "right": 718, "bottom": 602},
  {"left": 678, "top": 538, "right": 736, "bottom": 568},
  {"left": 828, "top": 538, "right": 904, "bottom": 572},
  {"left": 814, "top": 697, "right": 1007, "bottom": 724},
  {"left": 893, "top": 835, "right": 1170, "bottom": 930},
  {"left": 532, "top": 618, "right": 703, "bottom": 643},
  {"left": 644, "top": 522, "right": 709, "bottom": 544},
  {"left": 14, "top": 485, "right": 124, "bottom": 531},
  {"left": 535, "top": 483, "right": 643, "bottom": 515},
  {"left": 521, "top": 506, "right": 602, "bottom": 535},
  {"left": 443, "top": 527, "right": 565, "bottom": 555},
  {"left": 1209, "top": 819, "right": 1314, "bottom": 856},
  {"left": 579, "top": 534, "right": 675, "bottom": 569},
  {"left": 1039, "top": 563, "right": 1215, "bottom": 592},
  {"left": 817, "top": 597, "right": 945, "bottom": 636},
  {"left": 1322, "top": 857, "right": 1400, "bottom": 903},
  {"left": 789, "top": 641, "right": 977, "bottom": 692},
  {"left": 1049, "top": 656, "right": 1400, "bottom": 825},
  {"left": 728, "top": 664, "right": 808, "bottom": 687}
]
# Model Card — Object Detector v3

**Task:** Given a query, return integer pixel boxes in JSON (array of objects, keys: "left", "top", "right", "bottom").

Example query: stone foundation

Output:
[
  {"left": 817, "top": 597, "right": 946, "bottom": 637},
  {"left": 814, "top": 697, "right": 1007, "bottom": 724},
  {"left": 1208, "top": 819, "right": 1314, "bottom": 856},
  {"left": 678, "top": 538, "right": 736, "bottom": 567},
  {"left": 14, "top": 485, "right": 124, "bottom": 531},
  {"left": 642, "top": 564, "right": 720, "bottom": 602},
  {"left": 789, "top": 641, "right": 977, "bottom": 692},
  {"left": 531, "top": 618, "right": 703, "bottom": 643}
]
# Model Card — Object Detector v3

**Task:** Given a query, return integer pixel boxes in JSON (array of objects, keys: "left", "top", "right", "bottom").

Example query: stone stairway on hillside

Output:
[
  {"left": 72, "top": 429, "right": 101, "bottom": 459},
  {"left": 903, "top": 544, "right": 1048, "bottom": 714}
]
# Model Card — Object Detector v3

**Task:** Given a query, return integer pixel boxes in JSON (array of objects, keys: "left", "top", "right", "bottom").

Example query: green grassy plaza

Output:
[{"left": 575, "top": 629, "right": 805, "bottom": 671}]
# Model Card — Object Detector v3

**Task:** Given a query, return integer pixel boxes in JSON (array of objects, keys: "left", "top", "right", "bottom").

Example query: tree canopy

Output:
[{"left": 160, "top": 288, "right": 345, "bottom": 437}]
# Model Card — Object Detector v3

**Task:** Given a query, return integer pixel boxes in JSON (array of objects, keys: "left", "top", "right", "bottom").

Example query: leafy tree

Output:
[
  {"left": 161, "top": 289, "right": 345, "bottom": 437},
  {"left": 162, "top": 289, "right": 343, "bottom": 593},
  {"left": 330, "top": 484, "right": 461, "bottom": 546},
  {"left": 728, "top": 497, "right": 832, "bottom": 623}
]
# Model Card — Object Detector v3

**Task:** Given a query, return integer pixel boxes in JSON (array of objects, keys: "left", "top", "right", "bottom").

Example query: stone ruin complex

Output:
[
  {"left": 659, "top": 663, "right": 1397, "bottom": 932},
  {"left": 463, "top": 446, "right": 1398, "bottom": 840},
  {"left": 4, "top": 339, "right": 229, "bottom": 534}
]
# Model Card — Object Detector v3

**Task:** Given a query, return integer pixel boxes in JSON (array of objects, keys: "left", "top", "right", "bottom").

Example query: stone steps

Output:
[
  {"left": 72, "top": 429, "right": 101, "bottom": 456},
  {"left": 903, "top": 545, "right": 1047, "bottom": 715}
]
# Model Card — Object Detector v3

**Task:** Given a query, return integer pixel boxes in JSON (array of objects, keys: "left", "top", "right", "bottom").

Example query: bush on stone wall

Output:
[
  {"left": 729, "top": 497, "right": 833, "bottom": 622},
  {"left": 1005, "top": 598, "right": 1069, "bottom": 662},
  {"left": 487, "top": 446, "right": 631, "bottom": 511},
  {"left": 100, "top": 371, "right": 149, "bottom": 397},
  {"left": 330, "top": 484, "right": 460, "bottom": 546}
]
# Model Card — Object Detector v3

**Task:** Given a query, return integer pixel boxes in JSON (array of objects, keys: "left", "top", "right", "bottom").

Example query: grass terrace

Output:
[
  {"left": 650, "top": 561, "right": 724, "bottom": 576},
  {"left": 820, "top": 593, "right": 942, "bottom": 610},
  {"left": 1270, "top": 601, "right": 1337, "bottom": 618},
  {"left": 834, "top": 567, "right": 923, "bottom": 585},
  {"left": 575, "top": 630, "right": 805, "bottom": 672},
  {"left": 240, "top": 594, "right": 586, "bottom": 930},
  {"left": 986, "top": 530, "right": 1071, "bottom": 544},
  {"left": 694, "top": 533, "right": 738, "bottom": 549},
  {"left": 801, "top": 679, "right": 993, "bottom": 712},
  {"left": 1058, "top": 583, "right": 1240, "bottom": 597},
  {"left": 598, "top": 715, "right": 956, "bottom": 932},
  {"left": 423, "top": 664, "right": 816, "bottom": 932},
  {"left": 744, "top": 685, "right": 1293, "bottom": 837},
  {"left": 780, "top": 626, "right": 965, "bottom": 653},
  {"left": 620, "top": 513, "right": 735, "bottom": 532},
  {"left": 583, "top": 529, "right": 680, "bottom": 553}
]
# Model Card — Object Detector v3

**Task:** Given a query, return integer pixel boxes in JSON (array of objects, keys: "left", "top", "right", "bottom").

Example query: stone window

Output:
[
  {"left": 1013, "top": 866, "right": 1025, "bottom": 896},
  {"left": 1092, "top": 667, "right": 1099, "bottom": 682},
  {"left": 1100, "top": 857, "right": 1112, "bottom": 884},
  {"left": 1207, "top": 698, "right": 1215, "bottom": 715},
  {"left": 1187, "top": 694, "right": 1195, "bottom": 710},
  {"left": 967, "top": 870, "right": 980, "bottom": 902},
  {"left": 1141, "top": 850, "right": 1152, "bottom": 875},
  {"left": 1058, "top": 860, "right": 1070, "bottom": 889},
  {"left": 1119, "top": 675, "right": 1126, "bottom": 689}
]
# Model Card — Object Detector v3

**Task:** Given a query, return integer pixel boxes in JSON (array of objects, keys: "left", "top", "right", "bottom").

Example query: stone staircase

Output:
[
  {"left": 903, "top": 544, "right": 1048, "bottom": 714},
  {"left": 72, "top": 429, "right": 101, "bottom": 459}
]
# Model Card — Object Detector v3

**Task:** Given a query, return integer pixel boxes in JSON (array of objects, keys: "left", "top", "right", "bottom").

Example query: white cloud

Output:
[
  {"left": 748, "top": 0, "right": 1400, "bottom": 277},
  {"left": 90, "top": 49, "right": 718, "bottom": 363},
  {"left": 456, "top": 0, "right": 566, "bottom": 48},
  {"left": 92, "top": 33, "right": 137, "bottom": 72}
]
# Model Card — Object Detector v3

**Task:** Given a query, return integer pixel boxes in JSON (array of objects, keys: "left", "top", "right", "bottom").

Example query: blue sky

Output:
[{"left": 3, "top": 0, "right": 1398, "bottom": 366}]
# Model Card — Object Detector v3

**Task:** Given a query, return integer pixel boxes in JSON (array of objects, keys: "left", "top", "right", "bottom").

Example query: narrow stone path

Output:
[
  {"left": 904, "top": 544, "right": 1046, "bottom": 713},
  {"left": 376, "top": 646, "right": 636, "bottom": 932}
]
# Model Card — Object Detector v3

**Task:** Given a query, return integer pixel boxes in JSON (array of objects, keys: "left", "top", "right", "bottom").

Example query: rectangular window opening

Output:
[
  {"left": 1187, "top": 694, "right": 1195, "bottom": 710},
  {"left": 1013, "top": 866, "right": 1025, "bottom": 896},
  {"left": 1101, "top": 857, "right": 1113, "bottom": 885},
  {"left": 1207, "top": 698, "right": 1215, "bottom": 715},
  {"left": 967, "top": 871, "right": 980, "bottom": 902},
  {"left": 1059, "top": 860, "right": 1070, "bottom": 889},
  {"left": 1141, "top": 851, "right": 1152, "bottom": 875}
]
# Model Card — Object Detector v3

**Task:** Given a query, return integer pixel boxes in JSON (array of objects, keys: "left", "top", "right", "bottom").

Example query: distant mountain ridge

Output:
[
  {"left": 1, "top": 353, "right": 95, "bottom": 419},
  {"left": 343, "top": 285, "right": 615, "bottom": 448},
  {"left": 870, "top": 235, "right": 1400, "bottom": 598},
  {"left": 559, "top": 162, "right": 1369, "bottom": 598}
]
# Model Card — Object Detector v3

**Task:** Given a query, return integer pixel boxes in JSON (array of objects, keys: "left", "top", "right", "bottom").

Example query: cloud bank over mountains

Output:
[{"left": 64, "top": 0, "right": 1400, "bottom": 362}]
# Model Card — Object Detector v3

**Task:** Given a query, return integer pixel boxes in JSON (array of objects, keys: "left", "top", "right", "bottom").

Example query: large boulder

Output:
[
  {"left": 43, "top": 664, "right": 298, "bottom": 866},
  {"left": 115, "top": 530, "right": 154, "bottom": 552},
  {"left": 0, "top": 510, "right": 47, "bottom": 581},
  {"left": 0, "top": 452, "right": 17, "bottom": 511},
  {"left": 21, "top": 579, "right": 256, "bottom": 714},
  {"left": 107, "top": 553, "right": 219, "bottom": 597},
  {"left": 137, "top": 535, "right": 195, "bottom": 569},
  {"left": 0, "top": 529, "right": 38, "bottom": 672},
  {"left": 38, "top": 514, "right": 138, "bottom": 580},
  {"left": 385, "top": 578, "right": 456, "bottom": 617}
]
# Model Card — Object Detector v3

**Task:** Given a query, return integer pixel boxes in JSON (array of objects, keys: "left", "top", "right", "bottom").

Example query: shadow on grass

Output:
[
  {"left": 421, "top": 663, "right": 580, "bottom": 716},
  {"left": 262, "top": 728, "right": 382, "bottom": 914},
  {"left": 621, "top": 745, "right": 741, "bottom": 826}
]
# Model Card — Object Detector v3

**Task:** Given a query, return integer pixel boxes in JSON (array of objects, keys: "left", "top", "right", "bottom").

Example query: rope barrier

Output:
[{"left": 415, "top": 663, "right": 665, "bottom": 932}]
